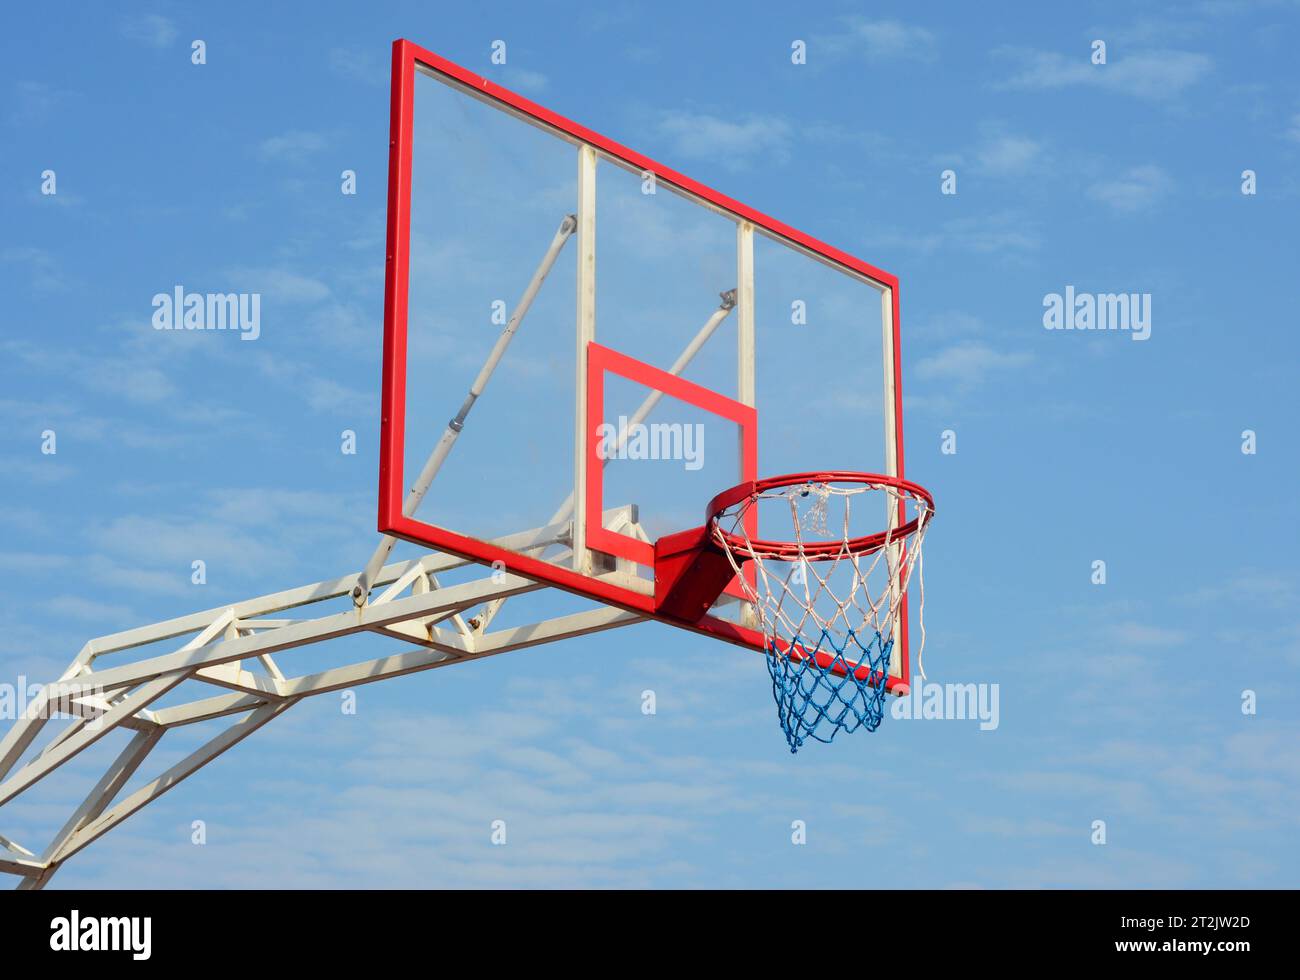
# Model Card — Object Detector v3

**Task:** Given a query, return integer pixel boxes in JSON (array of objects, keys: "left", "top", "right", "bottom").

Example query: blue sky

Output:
[{"left": 1, "top": 1, "right": 1298, "bottom": 888}]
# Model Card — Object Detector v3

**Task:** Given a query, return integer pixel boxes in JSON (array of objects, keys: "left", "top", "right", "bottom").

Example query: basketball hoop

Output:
[{"left": 706, "top": 472, "right": 935, "bottom": 753}]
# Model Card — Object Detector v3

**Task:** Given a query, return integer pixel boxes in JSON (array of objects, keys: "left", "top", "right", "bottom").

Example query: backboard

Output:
[{"left": 378, "top": 39, "right": 914, "bottom": 693}]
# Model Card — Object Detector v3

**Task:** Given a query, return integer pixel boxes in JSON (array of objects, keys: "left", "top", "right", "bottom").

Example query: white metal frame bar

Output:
[
  {"left": 880, "top": 284, "right": 903, "bottom": 680},
  {"left": 572, "top": 144, "right": 598, "bottom": 577}
]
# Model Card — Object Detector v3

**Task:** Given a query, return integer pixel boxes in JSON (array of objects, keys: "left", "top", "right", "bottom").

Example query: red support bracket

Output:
[{"left": 653, "top": 526, "right": 738, "bottom": 623}]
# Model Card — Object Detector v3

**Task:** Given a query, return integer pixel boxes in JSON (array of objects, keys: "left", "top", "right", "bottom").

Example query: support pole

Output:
[
  {"left": 880, "top": 283, "right": 904, "bottom": 680},
  {"left": 736, "top": 222, "right": 757, "bottom": 628},
  {"left": 572, "top": 145, "right": 598, "bottom": 577}
]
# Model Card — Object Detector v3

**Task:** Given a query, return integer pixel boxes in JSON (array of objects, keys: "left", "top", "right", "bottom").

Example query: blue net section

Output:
[{"left": 765, "top": 628, "right": 893, "bottom": 754}]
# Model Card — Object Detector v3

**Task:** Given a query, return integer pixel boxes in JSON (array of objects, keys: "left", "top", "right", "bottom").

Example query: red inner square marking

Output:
[{"left": 585, "top": 342, "right": 757, "bottom": 581}]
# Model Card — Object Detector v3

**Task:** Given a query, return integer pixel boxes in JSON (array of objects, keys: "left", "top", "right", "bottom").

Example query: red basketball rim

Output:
[{"left": 706, "top": 471, "right": 936, "bottom": 561}]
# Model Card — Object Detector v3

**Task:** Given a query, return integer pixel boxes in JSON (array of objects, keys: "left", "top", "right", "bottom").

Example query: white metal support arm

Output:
[{"left": 0, "top": 507, "right": 646, "bottom": 889}]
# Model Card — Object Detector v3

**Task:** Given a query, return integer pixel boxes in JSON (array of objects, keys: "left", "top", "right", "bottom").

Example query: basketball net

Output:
[{"left": 710, "top": 477, "right": 933, "bottom": 753}]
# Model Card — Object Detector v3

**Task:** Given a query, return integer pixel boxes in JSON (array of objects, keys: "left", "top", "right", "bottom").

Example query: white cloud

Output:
[
  {"left": 975, "top": 133, "right": 1045, "bottom": 177},
  {"left": 963, "top": 815, "right": 1076, "bottom": 838},
  {"left": 0, "top": 551, "right": 69, "bottom": 575},
  {"left": 328, "top": 48, "right": 384, "bottom": 86},
  {"left": 820, "top": 18, "right": 938, "bottom": 61},
  {"left": 41, "top": 595, "right": 135, "bottom": 623},
  {"left": 868, "top": 212, "right": 1042, "bottom": 255},
  {"left": 916, "top": 342, "right": 1033, "bottom": 387},
  {"left": 302, "top": 376, "right": 370, "bottom": 416},
  {"left": 1090, "top": 18, "right": 1208, "bottom": 45},
  {"left": 1, "top": 246, "right": 65, "bottom": 292},
  {"left": 225, "top": 266, "right": 331, "bottom": 304},
  {"left": 86, "top": 358, "right": 178, "bottom": 403},
  {"left": 89, "top": 514, "right": 281, "bottom": 572},
  {"left": 996, "top": 47, "right": 1212, "bottom": 101},
  {"left": 4, "top": 338, "right": 177, "bottom": 404},
  {"left": 1087, "top": 164, "right": 1171, "bottom": 212},
  {"left": 909, "top": 311, "right": 984, "bottom": 341},
  {"left": 10, "top": 81, "right": 68, "bottom": 124},
  {"left": 3, "top": 458, "right": 74, "bottom": 485},
  {"left": 1109, "top": 621, "right": 1187, "bottom": 647},
  {"left": 503, "top": 69, "right": 548, "bottom": 93},
  {"left": 257, "top": 130, "right": 329, "bottom": 163},
  {"left": 307, "top": 302, "right": 371, "bottom": 347},
  {"left": 999, "top": 850, "right": 1198, "bottom": 888},
  {"left": 655, "top": 111, "right": 791, "bottom": 171},
  {"left": 1190, "top": 570, "right": 1297, "bottom": 610},
  {"left": 82, "top": 555, "right": 194, "bottom": 597},
  {"left": 206, "top": 489, "right": 353, "bottom": 527},
  {"left": 120, "top": 14, "right": 177, "bottom": 49}
]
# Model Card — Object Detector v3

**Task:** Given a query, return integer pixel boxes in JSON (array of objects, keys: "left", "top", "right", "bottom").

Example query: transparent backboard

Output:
[{"left": 380, "top": 41, "right": 911, "bottom": 687}]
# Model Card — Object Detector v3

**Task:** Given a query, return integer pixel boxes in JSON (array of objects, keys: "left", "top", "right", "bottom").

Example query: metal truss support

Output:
[{"left": 0, "top": 510, "right": 647, "bottom": 889}]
